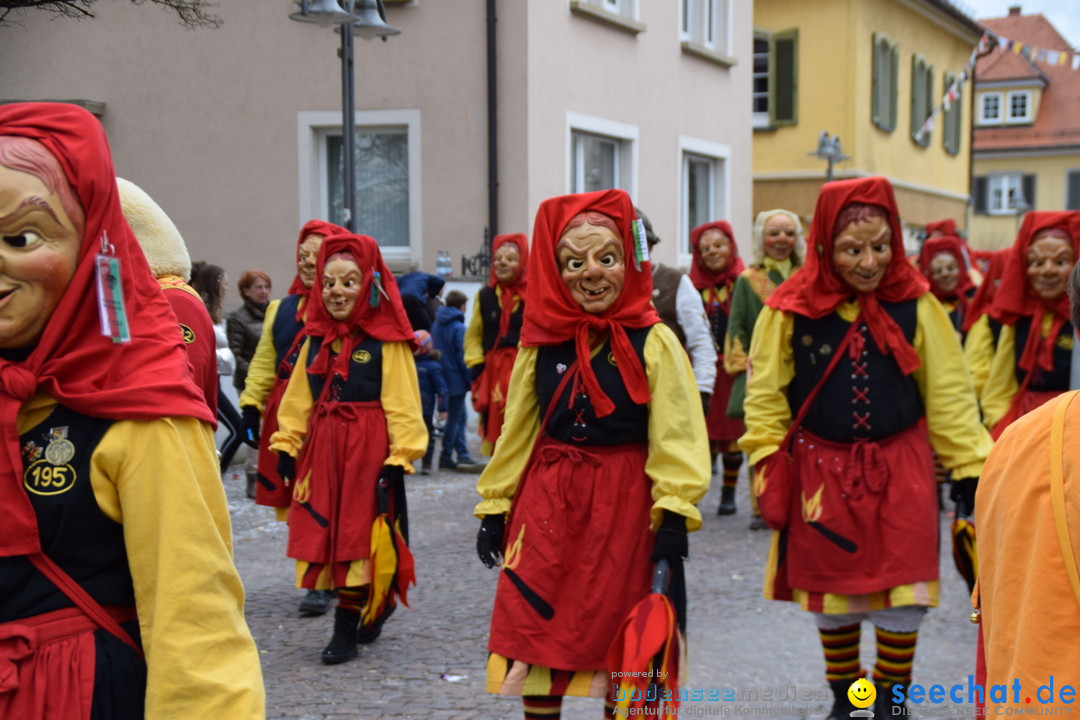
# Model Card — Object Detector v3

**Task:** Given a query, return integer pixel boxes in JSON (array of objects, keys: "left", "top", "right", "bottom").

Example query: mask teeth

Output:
[{"left": 370, "top": 270, "right": 381, "bottom": 307}]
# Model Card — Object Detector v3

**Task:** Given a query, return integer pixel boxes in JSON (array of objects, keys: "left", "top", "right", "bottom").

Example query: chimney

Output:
[{"left": 1008, "top": 5, "right": 1022, "bottom": 15}]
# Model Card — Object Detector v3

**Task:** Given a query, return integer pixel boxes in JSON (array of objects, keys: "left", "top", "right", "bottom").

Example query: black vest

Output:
[
  {"left": 1, "top": 406, "right": 134, "bottom": 621},
  {"left": 536, "top": 328, "right": 650, "bottom": 445},
  {"left": 1012, "top": 315, "right": 1074, "bottom": 392},
  {"left": 306, "top": 335, "right": 385, "bottom": 403},
  {"left": 272, "top": 294, "right": 305, "bottom": 377},
  {"left": 789, "top": 301, "right": 924, "bottom": 443},
  {"left": 704, "top": 294, "right": 730, "bottom": 348},
  {"left": 478, "top": 285, "right": 523, "bottom": 352}
]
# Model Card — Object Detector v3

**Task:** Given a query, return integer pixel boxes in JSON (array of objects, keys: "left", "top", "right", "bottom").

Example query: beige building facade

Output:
[{"left": 1, "top": 0, "right": 753, "bottom": 288}]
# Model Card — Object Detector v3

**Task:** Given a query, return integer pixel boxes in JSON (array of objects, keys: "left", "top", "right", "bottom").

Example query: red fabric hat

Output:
[
  {"left": 924, "top": 218, "right": 957, "bottom": 237},
  {"left": 286, "top": 219, "right": 349, "bottom": 297},
  {"left": 768, "top": 176, "right": 929, "bottom": 374},
  {"left": 988, "top": 210, "right": 1080, "bottom": 373},
  {"left": 489, "top": 232, "right": 529, "bottom": 345},
  {"left": 919, "top": 235, "right": 975, "bottom": 304},
  {"left": 304, "top": 233, "right": 415, "bottom": 379},
  {"left": 688, "top": 220, "right": 746, "bottom": 310},
  {"left": 520, "top": 189, "right": 659, "bottom": 417},
  {"left": 0, "top": 102, "right": 214, "bottom": 556}
]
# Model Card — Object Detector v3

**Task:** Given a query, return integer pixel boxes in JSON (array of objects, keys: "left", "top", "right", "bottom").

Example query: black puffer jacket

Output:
[{"left": 226, "top": 297, "right": 268, "bottom": 391}]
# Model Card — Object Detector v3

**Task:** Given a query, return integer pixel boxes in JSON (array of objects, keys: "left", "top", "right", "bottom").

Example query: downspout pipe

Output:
[{"left": 487, "top": 0, "right": 499, "bottom": 242}]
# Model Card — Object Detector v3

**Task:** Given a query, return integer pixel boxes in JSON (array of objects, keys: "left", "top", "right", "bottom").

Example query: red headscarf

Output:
[
  {"left": 768, "top": 176, "right": 929, "bottom": 375},
  {"left": 520, "top": 189, "right": 659, "bottom": 417},
  {"left": 489, "top": 232, "right": 529, "bottom": 344},
  {"left": 988, "top": 211, "right": 1080, "bottom": 373},
  {"left": 286, "top": 219, "right": 349, "bottom": 297},
  {"left": 962, "top": 248, "right": 1008, "bottom": 333},
  {"left": 919, "top": 235, "right": 975, "bottom": 308},
  {"left": 0, "top": 102, "right": 213, "bottom": 556},
  {"left": 688, "top": 220, "right": 746, "bottom": 311},
  {"left": 304, "top": 233, "right": 415, "bottom": 379}
]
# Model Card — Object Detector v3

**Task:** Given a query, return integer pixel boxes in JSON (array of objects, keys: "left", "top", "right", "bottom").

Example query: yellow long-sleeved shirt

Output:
[
  {"left": 270, "top": 337, "right": 427, "bottom": 471},
  {"left": 464, "top": 290, "right": 486, "bottom": 368},
  {"left": 17, "top": 394, "right": 265, "bottom": 719},
  {"left": 238, "top": 298, "right": 282, "bottom": 412},
  {"left": 739, "top": 295, "right": 991, "bottom": 478},
  {"left": 976, "top": 312, "right": 1062, "bottom": 430},
  {"left": 963, "top": 313, "right": 996, "bottom": 403},
  {"left": 474, "top": 324, "right": 711, "bottom": 531}
]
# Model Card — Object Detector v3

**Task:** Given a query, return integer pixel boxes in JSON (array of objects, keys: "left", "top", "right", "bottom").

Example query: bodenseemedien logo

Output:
[{"left": 848, "top": 677, "right": 877, "bottom": 717}]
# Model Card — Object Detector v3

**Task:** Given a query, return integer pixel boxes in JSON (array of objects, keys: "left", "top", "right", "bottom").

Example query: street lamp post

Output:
[
  {"left": 291, "top": 0, "right": 400, "bottom": 232},
  {"left": 808, "top": 130, "right": 851, "bottom": 182}
]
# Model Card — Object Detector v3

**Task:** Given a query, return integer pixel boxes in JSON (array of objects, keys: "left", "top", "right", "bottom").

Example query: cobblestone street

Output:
[{"left": 225, "top": 455, "right": 979, "bottom": 720}]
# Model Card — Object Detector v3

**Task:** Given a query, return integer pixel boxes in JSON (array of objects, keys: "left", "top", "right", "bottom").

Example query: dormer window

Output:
[
  {"left": 1007, "top": 90, "right": 1032, "bottom": 123},
  {"left": 979, "top": 93, "right": 1002, "bottom": 124}
]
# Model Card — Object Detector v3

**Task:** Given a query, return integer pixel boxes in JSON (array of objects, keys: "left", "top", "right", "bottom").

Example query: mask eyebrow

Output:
[{"left": 0, "top": 196, "right": 62, "bottom": 227}]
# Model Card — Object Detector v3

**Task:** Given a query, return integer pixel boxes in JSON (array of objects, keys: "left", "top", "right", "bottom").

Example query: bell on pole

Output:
[
  {"left": 350, "top": 0, "right": 402, "bottom": 40},
  {"left": 290, "top": 0, "right": 359, "bottom": 28}
]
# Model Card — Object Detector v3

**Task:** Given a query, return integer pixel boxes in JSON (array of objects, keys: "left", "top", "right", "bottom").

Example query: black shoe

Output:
[
  {"left": 438, "top": 458, "right": 457, "bottom": 470},
  {"left": 827, "top": 679, "right": 858, "bottom": 720},
  {"left": 455, "top": 458, "right": 487, "bottom": 474},
  {"left": 245, "top": 473, "right": 257, "bottom": 499},
  {"left": 875, "top": 682, "right": 912, "bottom": 717},
  {"left": 748, "top": 515, "right": 768, "bottom": 530},
  {"left": 321, "top": 607, "right": 361, "bottom": 665},
  {"left": 299, "top": 589, "right": 333, "bottom": 616},
  {"left": 356, "top": 602, "right": 396, "bottom": 644},
  {"left": 717, "top": 485, "right": 737, "bottom": 515}
]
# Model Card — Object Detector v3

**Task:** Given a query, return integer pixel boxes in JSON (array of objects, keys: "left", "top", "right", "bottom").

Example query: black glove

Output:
[
  {"left": 951, "top": 476, "right": 978, "bottom": 518},
  {"left": 241, "top": 405, "right": 261, "bottom": 448},
  {"left": 470, "top": 363, "right": 486, "bottom": 382},
  {"left": 650, "top": 510, "right": 688, "bottom": 565},
  {"left": 476, "top": 514, "right": 505, "bottom": 568},
  {"left": 277, "top": 453, "right": 296, "bottom": 482},
  {"left": 379, "top": 464, "right": 404, "bottom": 489},
  {"left": 700, "top": 392, "right": 712, "bottom": 418}
]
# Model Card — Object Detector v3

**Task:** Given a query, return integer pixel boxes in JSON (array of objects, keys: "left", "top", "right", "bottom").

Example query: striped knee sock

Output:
[
  {"left": 819, "top": 623, "right": 862, "bottom": 682},
  {"left": 522, "top": 695, "right": 562, "bottom": 719},
  {"left": 721, "top": 451, "right": 743, "bottom": 488},
  {"left": 337, "top": 586, "right": 367, "bottom": 615},
  {"left": 872, "top": 627, "right": 918, "bottom": 686}
]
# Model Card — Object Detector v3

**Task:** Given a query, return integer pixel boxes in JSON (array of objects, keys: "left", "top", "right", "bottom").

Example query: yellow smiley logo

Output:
[{"left": 847, "top": 677, "right": 876, "bottom": 709}]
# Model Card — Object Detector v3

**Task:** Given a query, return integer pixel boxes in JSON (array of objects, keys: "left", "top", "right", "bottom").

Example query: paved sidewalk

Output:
[{"left": 226, "top": 463, "right": 979, "bottom": 720}]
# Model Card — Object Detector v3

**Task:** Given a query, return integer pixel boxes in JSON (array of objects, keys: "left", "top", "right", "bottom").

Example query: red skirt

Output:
[
  {"left": 991, "top": 388, "right": 1063, "bottom": 440},
  {"left": 287, "top": 400, "right": 387, "bottom": 588},
  {"left": 473, "top": 346, "right": 518, "bottom": 449},
  {"left": 487, "top": 437, "right": 653, "bottom": 671},
  {"left": 255, "top": 375, "right": 292, "bottom": 509},
  {"left": 707, "top": 356, "right": 745, "bottom": 444},
  {"left": 0, "top": 605, "right": 136, "bottom": 720},
  {"left": 777, "top": 423, "right": 938, "bottom": 595}
]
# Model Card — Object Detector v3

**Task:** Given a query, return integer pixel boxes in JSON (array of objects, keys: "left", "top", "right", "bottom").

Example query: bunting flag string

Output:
[{"left": 916, "top": 30, "right": 1079, "bottom": 142}]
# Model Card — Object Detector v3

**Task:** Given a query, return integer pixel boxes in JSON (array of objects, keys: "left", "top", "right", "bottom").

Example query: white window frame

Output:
[
  {"left": 978, "top": 92, "right": 1003, "bottom": 125},
  {"left": 680, "top": 0, "right": 731, "bottom": 55},
  {"left": 987, "top": 173, "right": 1024, "bottom": 215},
  {"left": 677, "top": 136, "right": 730, "bottom": 265},
  {"left": 1006, "top": 90, "right": 1032, "bottom": 123},
  {"left": 565, "top": 111, "right": 638, "bottom": 198},
  {"left": 752, "top": 33, "right": 770, "bottom": 128},
  {"left": 297, "top": 109, "right": 421, "bottom": 268}
]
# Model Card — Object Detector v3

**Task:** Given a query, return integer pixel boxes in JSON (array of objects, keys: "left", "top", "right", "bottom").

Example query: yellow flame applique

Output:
[
  {"left": 293, "top": 468, "right": 312, "bottom": 504},
  {"left": 801, "top": 483, "right": 824, "bottom": 523},
  {"left": 503, "top": 524, "right": 526, "bottom": 570}
]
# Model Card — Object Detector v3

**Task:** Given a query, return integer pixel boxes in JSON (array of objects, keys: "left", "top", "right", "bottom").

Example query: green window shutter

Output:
[
  {"left": 770, "top": 28, "right": 798, "bottom": 126},
  {"left": 910, "top": 56, "right": 922, "bottom": 142},
  {"left": 1068, "top": 170, "right": 1080, "bottom": 211},
  {"left": 889, "top": 44, "right": 899, "bottom": 132},
  {"left": 1022, "top": 174, "right": 1036, "bottom": 208},
  {"left": 944, "top": 72, "right": 961, "bottom": 155},
  {"left": 973, "top": 176, "right": 987, "bottom": 214},
  {"left": 872, "top": 33, "right": 882, "bottom": 127}
]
